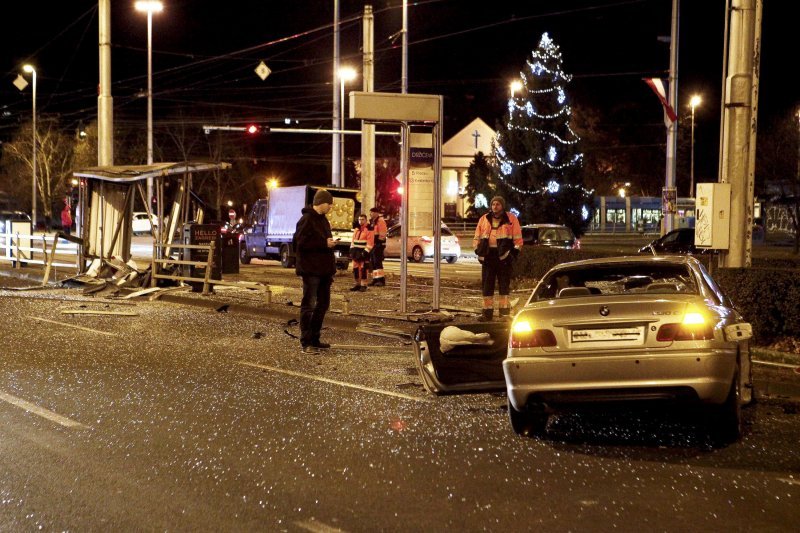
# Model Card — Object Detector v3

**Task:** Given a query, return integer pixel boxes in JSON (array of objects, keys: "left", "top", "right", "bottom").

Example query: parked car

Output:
[
  {"left": 413, "top": 255, "right": 753, "bottom": 444},
  {"left": 132, "top": 212, "right": 158, "bottom": 235},
  {"left": 638, "top": 228, "right": 714, "bottom": 255},
  {"left": 521, "top": 224, "right": 578, "bottom": 249},
  {"left": 384, "top": 223, "right": 461, "bottom": 263}
]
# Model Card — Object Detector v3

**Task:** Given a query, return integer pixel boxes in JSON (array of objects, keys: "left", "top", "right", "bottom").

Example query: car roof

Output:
[
  {"left": 547, "top": 254, "right": 699, "bottom": 272},
  {"left": 521, "top": 223, "right": 570, "bottom": 229}
]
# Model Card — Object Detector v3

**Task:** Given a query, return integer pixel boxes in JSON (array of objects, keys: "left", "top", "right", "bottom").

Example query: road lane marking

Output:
[
  {"left": 238, "top": 361, "right": 430, "bottom": 403},
  {"left": 28, "top": 315, "right": 117, "bottom": 336},
  {"left": 752, "top": 359, "right": 799, "bottom": 370},
  {"left": 295, "top": 519, "right": 347, "bottom": 533},
  {"left": 0, "top": 391, "right": 87, "bottom": 429}
]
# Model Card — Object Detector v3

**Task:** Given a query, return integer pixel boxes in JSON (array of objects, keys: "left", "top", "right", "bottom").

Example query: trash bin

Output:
[
  {"left": 220, "top": 233, "right": 239, "bottom": 274},
  {"left": 183, "top": 223, "right": 221, "bottom": 292}
]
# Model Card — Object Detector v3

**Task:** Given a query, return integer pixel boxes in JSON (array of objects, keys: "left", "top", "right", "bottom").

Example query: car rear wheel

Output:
[
  {"left": 411, "top": 246, "right": 425, "bottom": 263},
  {"left": 708, "top": 365, "right": 742, "bottom": 446},
  {"left": 445, "top": 256, "right": 458, "bottom": 264},
  {"left": 239, "top": 243, "right": 251, "bottom": 265},
  {"left": 508, "top": 398, "right": 547, "bottom": 437}
]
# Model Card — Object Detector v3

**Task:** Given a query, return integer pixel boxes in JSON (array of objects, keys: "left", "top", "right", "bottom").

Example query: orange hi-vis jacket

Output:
[
  {"left": 473, "top": 211, "right": 523, "bottom": 252},
  {"left": 351, "top": 225, "right": 375, "bottom": 253},
  {"left": 372, "top": 216, "right": 387, "bottom": 243}
]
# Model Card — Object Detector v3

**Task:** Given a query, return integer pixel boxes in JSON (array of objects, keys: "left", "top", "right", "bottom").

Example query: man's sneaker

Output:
[
  {"left": 349, "top": 285, "right": 362, "bottom": 291},
  {"left": 301, "top": 345, "right": 320, "bottom": 354},
  {"left": 311, "top": 341, "right": 331, "bottom": 349},
  {"left": 358, "top": 285, "right": 367, "bottom": 292},
  {"left": 370, "top": 278, "right": 386, "bottom": 287}
]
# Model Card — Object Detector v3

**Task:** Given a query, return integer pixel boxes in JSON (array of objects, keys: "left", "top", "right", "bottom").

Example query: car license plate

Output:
[{"left": 571, "top": 327, "right": 642, "bottom": 342}]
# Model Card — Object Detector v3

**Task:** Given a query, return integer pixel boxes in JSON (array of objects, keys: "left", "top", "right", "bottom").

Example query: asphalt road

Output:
[{"left": 1, "top": 286, "right": 798, "bottom": 531}]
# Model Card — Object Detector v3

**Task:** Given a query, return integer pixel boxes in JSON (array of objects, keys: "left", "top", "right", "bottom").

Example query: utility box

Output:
[{"left": 695, "top": 183, "right": 730, "bottom": 249}]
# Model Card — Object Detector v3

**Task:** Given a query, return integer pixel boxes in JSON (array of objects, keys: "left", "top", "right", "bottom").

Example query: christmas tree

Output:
[
  {"left": 494, "top": 32, "right": 594, "bottom": 235},
  {"left": 463, "top": 151, "right": 494, "bottom": 218}
]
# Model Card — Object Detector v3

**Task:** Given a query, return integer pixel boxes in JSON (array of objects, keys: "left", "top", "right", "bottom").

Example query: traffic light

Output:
[{"left": 245, "top": 124, "right": 270, "bottom": 135}]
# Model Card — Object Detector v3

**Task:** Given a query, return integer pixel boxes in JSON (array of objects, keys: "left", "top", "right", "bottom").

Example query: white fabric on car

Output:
[{"left": 439, "top": 326, "right": 495, "bottom": 353}]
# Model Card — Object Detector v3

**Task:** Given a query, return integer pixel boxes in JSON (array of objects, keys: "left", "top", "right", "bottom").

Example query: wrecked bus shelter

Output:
[{"left": 71, "top": 161, "right": 230, "bottom": 280}]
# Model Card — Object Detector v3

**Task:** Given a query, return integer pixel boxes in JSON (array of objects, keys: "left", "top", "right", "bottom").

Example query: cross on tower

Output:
[{"left": 471, "top": 129, "right": 481, "bottom": 149}]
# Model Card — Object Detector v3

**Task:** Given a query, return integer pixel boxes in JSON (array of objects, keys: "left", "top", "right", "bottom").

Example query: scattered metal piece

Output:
[
  {"left": 121, "top": 287, "right": 161, "bottom": 299},
  {"left": 147, "top": 286, "right": 190, "bottom": 301},
  {"left": 60, "top": 309, "right": 139, "bottom": 317}
]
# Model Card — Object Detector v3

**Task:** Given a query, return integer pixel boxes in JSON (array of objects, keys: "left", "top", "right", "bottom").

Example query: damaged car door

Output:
[{"left": 413, "top": 322, "right": 510, "bottom": 394}]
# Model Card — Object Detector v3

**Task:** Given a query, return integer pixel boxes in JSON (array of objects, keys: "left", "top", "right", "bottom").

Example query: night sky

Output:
[{"left": 1, "top": 0, "right": 796, "bottom": 188}]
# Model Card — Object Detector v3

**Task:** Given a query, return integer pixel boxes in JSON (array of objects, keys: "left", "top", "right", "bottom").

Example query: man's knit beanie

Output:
[
  {"left": 313, "top": 188, "right": 334, "bottom": 206},
  {"left": 490, "top": 196, "right": 506, "bottom": 210}
]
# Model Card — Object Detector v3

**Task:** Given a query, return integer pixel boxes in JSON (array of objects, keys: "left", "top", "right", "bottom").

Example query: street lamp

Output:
[
  {"left": 510, "top": 80, "right": 522, "bottom": 98},
  {"left": 689, "top": 94, "right": 702, "bottom": 198},
  {"left": 22, "top": 64, "right": 37, "bottom": 229},
  {"left": 338, "top": 66, "right": 357, "bottom": 185},
  {"left": 135, "top": 0, "right": 163, "bottom": 209}
]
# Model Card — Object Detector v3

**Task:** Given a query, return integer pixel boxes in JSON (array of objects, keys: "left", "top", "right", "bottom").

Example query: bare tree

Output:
[{"left": 2, "top": 118, "right": 75, "bottom": 227}]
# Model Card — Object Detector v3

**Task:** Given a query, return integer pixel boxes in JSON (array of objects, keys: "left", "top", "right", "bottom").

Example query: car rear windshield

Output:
[
  {"left": 540, "top": 227, "right": 574, "bottom": 241},
  {"left": 534, "top": 263, "right": 698, "bottom": 300}
]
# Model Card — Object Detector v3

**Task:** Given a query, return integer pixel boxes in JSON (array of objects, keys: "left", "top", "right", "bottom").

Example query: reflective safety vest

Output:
[
  {"left": 473, "top": 211, "right": 523, "bottom": 250},
  {"left": 351, "top": 225, "right": 375, "bottom": 252},
  {"left": 372, "top": 216, "right": 387, "bottom": 243}
]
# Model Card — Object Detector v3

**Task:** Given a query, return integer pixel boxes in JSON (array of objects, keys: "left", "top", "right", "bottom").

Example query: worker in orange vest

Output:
[
  {"left": 349, "top": 214, "right": 374, "bottom": 292},
  {"left": 473, "top": 196, "right": 523, "bottom": 321},
  {"left": 368, "top": 207, "right": 388, "bottom": 286}
]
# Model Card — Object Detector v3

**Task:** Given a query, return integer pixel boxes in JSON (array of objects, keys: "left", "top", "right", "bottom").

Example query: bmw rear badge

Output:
[{"left": 599, "top": 305, "right": 610, "bottom": 316}]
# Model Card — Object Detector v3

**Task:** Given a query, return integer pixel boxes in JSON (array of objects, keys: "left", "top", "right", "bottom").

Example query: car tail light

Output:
[
  {"left": 656, "top": 308, "right": 714, "bottom": 341},
  {"left": 420, "top": 236, "right": 432, "bottom": 243},
  {"left": 454, "top": 235, "right": 459, "bottom": 243},
  {"left": 573, "top": 239, "right": 581, "bottom": 250},
  {"left": 510, "top": 319, "right": 557, "bottom": 348}
]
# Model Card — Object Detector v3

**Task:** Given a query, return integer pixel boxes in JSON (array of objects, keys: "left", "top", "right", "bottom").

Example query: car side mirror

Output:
[{"left": 724, "top": 322, "right": 753, "bottom": 342}]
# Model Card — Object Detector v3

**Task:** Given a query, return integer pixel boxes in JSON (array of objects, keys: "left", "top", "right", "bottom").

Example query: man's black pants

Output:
[
  {"left": 300, "top": 274, "right": 332, "bottom": 347},
  {"left": 481, "top": 249, "right": 513, "bottom": 297}
]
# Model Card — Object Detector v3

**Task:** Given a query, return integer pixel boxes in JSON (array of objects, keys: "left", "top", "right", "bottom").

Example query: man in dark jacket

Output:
[{"left": 294, "top": 188, "right": 337, "bottom": 354}]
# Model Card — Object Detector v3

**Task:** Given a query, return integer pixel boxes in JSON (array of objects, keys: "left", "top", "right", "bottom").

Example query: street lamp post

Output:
[
  {"left": 22, "top": 65, "right": 37, "bottom": 229},
  {"left": 689, "top": 94, "right": 701, "bottom": 198},
  {"left": 135, "top": 0, "right": 163, "bottom": 209},
  {"left": 338, "top": 67, "right": 356, "bottom": 186}
]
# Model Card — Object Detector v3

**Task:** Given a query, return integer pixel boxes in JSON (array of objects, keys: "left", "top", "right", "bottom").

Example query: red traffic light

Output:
[{"left": 246, "top": 124, "right": 259, "bottom": 134}]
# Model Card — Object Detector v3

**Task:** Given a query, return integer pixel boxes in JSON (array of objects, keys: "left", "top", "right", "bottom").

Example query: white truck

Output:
[{"left": 239, "top": 185, "right": 360, "bottom": 269}]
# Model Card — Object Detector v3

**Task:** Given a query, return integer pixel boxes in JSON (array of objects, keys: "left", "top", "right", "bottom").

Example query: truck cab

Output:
[{"left": 239, "top": 185, "right": 359, "bottom": 269}]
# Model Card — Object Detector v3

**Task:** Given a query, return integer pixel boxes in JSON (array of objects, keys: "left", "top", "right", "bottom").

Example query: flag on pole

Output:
[{"left": 644, "top": 78, "right": 677, "bottom": 123}]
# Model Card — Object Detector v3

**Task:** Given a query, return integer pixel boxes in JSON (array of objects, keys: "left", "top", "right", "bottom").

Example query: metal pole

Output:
[
  {"left": 340, "top": 78, "right": 346, "bottom": 185},
  {"left": 146, "top": 10, "right": 154, "bottom": 202},
  {"left": 401, "top": 0, "right": 408, "bottom": 94},
  {"left": 399, "top": 123, "right": 409, "bottom": 314},
  {"left": 361, "top": 5, "right": 375, "bottom": 212},
  {"left": 690, "top": 105, "right": 695, "bottom": 198},
  {"left": 31, "top": 69, "right": 37, "bottom": 231},
  {"left": 98, "top": 0, "right": 113, "bottom": 166},
  {"left": 664, "top": 0, "right": 680, "bottom": 234},
  {"left": 332, "top": 0, "right": 341, "bottom": 186},
  {"left": 432, "top": 98, "right": 444, "bottom": 311}
]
